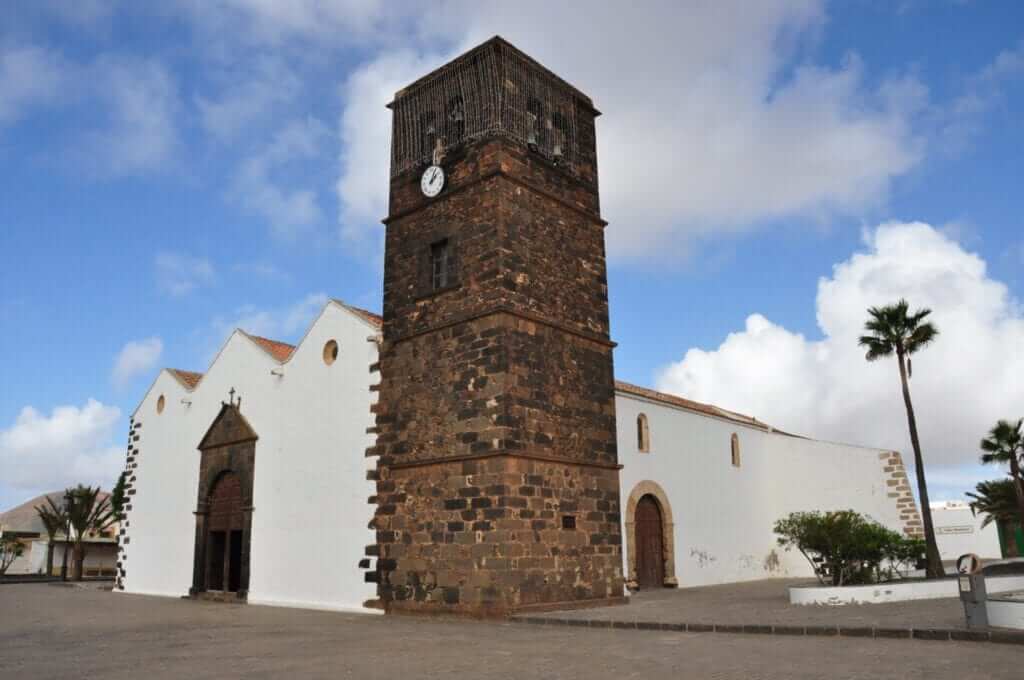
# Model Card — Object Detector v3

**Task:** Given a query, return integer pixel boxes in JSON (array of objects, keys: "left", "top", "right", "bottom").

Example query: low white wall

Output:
[
  {"left": 987, "top": 597, "right": 1024, "bottom": 630},
  {"left": 790, "top": 575, "right": 1024, "bottom": 605}
]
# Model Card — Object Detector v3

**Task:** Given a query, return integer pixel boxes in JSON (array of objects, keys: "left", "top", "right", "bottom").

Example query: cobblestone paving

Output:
[
  {"left": 525, "top": 578, "right": 972, "bottom": 629},
  {"left": 2, "top": 583, "right": 1021, "bottom": 680}
]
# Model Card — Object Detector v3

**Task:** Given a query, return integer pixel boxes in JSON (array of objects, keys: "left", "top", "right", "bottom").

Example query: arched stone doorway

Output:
[
  {"left": 190, "top": 401, "right": 257, "bottom": 601},
  {"left": 624, "top": 481, "right": 678, "bottom": 589}
]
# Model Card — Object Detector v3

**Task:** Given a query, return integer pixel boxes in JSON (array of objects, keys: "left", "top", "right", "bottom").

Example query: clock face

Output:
[{"left": 421, "top": 165, "right": 445, "bottom": 197}]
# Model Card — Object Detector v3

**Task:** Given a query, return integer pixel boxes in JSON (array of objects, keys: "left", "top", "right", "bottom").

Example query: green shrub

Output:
[{"left": 773, "top": 510, "right": 925, "bottom": 586}]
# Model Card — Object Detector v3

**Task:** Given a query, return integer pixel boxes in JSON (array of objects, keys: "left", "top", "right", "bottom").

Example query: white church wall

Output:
[
  {"left": 120, "top": 302, "right": 378, "bottom": 611},
  {"left": 616, "top": 392, "right": 909, "bottom": 588},
  {"left": 245, "top": 303, "right": 378, "bottom": 612}
]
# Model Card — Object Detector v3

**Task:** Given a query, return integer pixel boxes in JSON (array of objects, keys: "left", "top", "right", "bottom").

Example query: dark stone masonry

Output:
[{"left": 366, "top": 37, "right": 625, "bottom": 615}]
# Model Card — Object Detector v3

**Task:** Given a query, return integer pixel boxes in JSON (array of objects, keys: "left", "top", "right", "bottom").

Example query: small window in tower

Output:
[
  {"left": 637, "top": 413, "right": 650, "bottom": 453},
  {"left": 731, "top": 433, "right": 741, "bottom": 468},
  {"left": 562, "top": 515, "right": 576, "bottom": 530},
  {"left": 431, "top": 239, "right": 451, "bottom": 291},
  {"left": 156, "top": 394, "right": 165, "bottom": 414},
  {"left": 322, "top": 339, "right": 339, "bottom": 366}
]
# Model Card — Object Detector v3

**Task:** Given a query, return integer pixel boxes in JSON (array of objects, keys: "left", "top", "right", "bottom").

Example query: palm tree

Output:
[
  {"left": 859, "top": 299, "right": 943, "bottom": 578},
  {"left": 979, "top": 419, "right": 1024, "bottom": 526},
  {"left": 65, "top": 485, "right": 116, "bottom": 581},
  {"left": 33, "top": 496, "right": 67, "bottom": 577},
  {"left": 967, "top": 478, "right": 1020, "bottom": 557}
]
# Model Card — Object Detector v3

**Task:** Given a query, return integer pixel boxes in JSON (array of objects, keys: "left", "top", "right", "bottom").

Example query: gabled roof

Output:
[
  {"left": 168, "top": 369, "right": 203, "bottom": 389},
  {"left": 241, "top": 332, "right": 296, "bottom": 362},
  {"left": 197, "top": 402, "right": 258, "bottom": 450},
  {"left": 614, "top": 381, "right": 789, "bottom": 435},
  {"left": 331, "top": 300, "right": 383, "bottom": 329}
]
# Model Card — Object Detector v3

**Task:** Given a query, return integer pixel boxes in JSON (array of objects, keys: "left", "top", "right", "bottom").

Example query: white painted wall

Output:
[
  {"left": 930, "top": 502, "right": 1003, "bottom": 561},
  {"left": 120, "top": 302, "right": 378, "bottom": 611},
  {"left": 616, "top": 392, "right": 908, "bottom": 588}
]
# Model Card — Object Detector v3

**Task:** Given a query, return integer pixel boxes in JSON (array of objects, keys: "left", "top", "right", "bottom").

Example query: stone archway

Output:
[
  {"left": 190, "top": 402, "right": 257, "bottom": 601},
  {"left": 624, "top": 481, "right": 678, "bottom": 589}
]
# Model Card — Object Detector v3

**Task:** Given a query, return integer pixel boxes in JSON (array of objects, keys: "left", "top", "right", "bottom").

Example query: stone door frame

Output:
[
  {"left": 624, "top": 481, "right": 678, "bottom": 589},
  {"left": 190, "top": 403, "right": 257, "bottom": 601}
]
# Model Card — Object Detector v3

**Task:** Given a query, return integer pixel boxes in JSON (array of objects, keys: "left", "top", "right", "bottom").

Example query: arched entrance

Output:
[
  {"left": 190, "top": 400, "right": 257, "bottom": 601},
  {"left": 205, "top": 472, "right": 244, "bottom": 592},
  {"left": 624, "top": 481, "right": 678, "bottom": 589},
  {"left": 635, "top": 495, "right": 665, "bottom": 588}
]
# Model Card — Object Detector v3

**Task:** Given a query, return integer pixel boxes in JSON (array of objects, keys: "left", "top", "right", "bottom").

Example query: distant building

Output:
[
  {"left": 930, "top": 500, "right": 1003, "bottom": 561},
  {"left": 0, "top": 491, "right": 118, "bottom": 577}
]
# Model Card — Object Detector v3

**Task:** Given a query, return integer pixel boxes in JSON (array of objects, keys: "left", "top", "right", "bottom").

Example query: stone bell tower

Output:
[{"left": 365, "top": 36, "right": 624, "bottom": 615}]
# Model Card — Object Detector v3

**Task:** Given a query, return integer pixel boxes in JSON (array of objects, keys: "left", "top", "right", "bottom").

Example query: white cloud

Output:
[
  {"left": 196, "top": 57, "right": 302, "bottom": 142},
  {"left": 656, "top": 221, "right": 1024, "bottom": 499},
  {"left": 84, "top": 56, "right": 181, "bottom": 174},
  {"left": 0, "top": 45, "right": 66, "bottom": 125},
  {"left": 230, "top": 116, "right": 330, "bottom": 236},
  {"left": 155, "top": 252, "right": 215, "bottom": 296},
  {"left": 941, "top": 40, "right": 1024, "bottom": 154},
  {"left": 112, "top": 337, "right": 163, "bottom": 388},
  {"left": 0, "top": 399, "right": 124, "bottom": 496},
  {"left": 334, "top": 1, "right": 926, "bottom": 261},
  {"left": 208, "top": 292, "right": 329, "bottom": 356}
]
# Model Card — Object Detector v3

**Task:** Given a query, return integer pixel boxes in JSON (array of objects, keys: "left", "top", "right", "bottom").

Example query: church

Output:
[{"left": 115, "top": 38, "right": 921, "bottom": 616}]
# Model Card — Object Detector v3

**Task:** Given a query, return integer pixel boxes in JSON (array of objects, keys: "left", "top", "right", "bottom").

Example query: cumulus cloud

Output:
[
  {"left": 657, "top": 221, "right": 1024, "bottom": 498},
  {"left": 155, "top": 252, "right": 215, "bottom": 296},
  {"left": 229, "top": 116, "right": 330, "bottom": 237},
  {"left": 0, "top": 400, "right": 124, "bottom": 499},
  {"left": 334, "top": 1, "right": 926, "bottom": 261},
  {"left": 112, "top": 337, "right": 164, "bottom": 388}
]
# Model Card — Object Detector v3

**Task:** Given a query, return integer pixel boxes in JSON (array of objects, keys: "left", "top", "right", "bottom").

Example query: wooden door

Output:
[
  {"left": 206, "top": 473, "right": 243, "bottom": 592},
  {"left": 635, "top": 495, "right": 664, "bottom": 589}
]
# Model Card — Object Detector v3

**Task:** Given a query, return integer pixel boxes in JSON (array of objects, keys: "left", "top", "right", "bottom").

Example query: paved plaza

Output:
[
  {"left": 2, "top": 582, "right": 1023, "bottom": 679},
  {"left": 523, "top": 578, "right": 970, "bottom": 629}
]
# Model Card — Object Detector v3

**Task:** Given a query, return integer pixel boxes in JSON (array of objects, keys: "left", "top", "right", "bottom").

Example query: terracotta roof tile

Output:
[
  {"left": 243, "top": 333, "right": 296, "bottom": 362},
  {"left": 614, "top": 380, "right": 784, "bottom": 433},
  {"left": 168, "top": 369, "right": 203, "bottom": 389}
]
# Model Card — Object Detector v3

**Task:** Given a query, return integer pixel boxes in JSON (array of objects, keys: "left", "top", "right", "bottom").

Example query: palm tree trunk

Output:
[
  {"left": 897, "top": 350, "right": 944, "bottom": 579},
  {"left": 45, "top": 541, "right": 54, "bottom": 577},
  {"left": 73, "top": 542, "right": 84, "bottom": 581}
]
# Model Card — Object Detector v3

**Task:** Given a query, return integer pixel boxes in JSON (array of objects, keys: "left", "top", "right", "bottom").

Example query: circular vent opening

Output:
[
  {"left": 157, "top": 394, "right": 166, "bottom": 414},
  {"left": 323, "top": 339, "right": 339, "bottom": 366}
]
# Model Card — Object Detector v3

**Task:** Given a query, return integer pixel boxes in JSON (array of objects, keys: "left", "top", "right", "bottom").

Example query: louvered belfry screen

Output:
[{"left": 389, "top": 37, "right": 596, "bottom": 179}]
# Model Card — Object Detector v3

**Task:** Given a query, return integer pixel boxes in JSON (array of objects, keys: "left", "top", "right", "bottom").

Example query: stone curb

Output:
[{"left": 510, "top": 616, "right": 1024, "bottom": 645}]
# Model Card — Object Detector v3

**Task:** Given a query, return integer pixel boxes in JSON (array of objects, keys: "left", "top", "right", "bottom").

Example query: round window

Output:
[
  {"left": 323, "top": 339, "right": 339, "bottom": 366},
  {"left": 156, "top": 394, "right": 166, "bottom": 414}
]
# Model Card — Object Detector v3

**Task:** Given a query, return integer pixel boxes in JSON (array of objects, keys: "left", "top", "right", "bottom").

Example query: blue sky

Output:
[{"left": 1, "top": 2, "right": 1022, "bottom": 509}]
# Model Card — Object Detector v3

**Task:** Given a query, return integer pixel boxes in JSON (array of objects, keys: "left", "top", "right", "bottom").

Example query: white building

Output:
[
  {"left": 116, "top": 299, "right": 920, "bottom": 609},
  {"left": 930, "top": 500, "right": 1002, "bottom": 561}
]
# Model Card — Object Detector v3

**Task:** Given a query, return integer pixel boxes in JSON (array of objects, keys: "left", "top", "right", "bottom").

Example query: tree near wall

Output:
[
  {"left": 979, "top": 419, "right": 1024, "bottom": 527},
  {"left": 858, "top": 299, "right": 943, "bottom": 579},
  {"left": 110, "top": 471, "right": 127, "bottom": 523},
  {"left": 0, "top": 534, "right": 25, "bottom": 576},
  {"left": 967, "top": 478, "right": 1021, "bottom": 556},
  {"left": 65, "top": 485, "right": 116, "bottom": 581},
  {"left": 774, "top": 510, "right": 925, "bottom": 586},
  {"left": 33, "top": 497, "right": 67, "bottom": 577}
]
